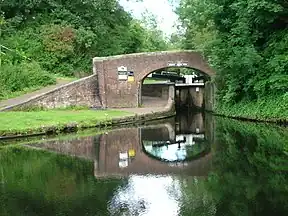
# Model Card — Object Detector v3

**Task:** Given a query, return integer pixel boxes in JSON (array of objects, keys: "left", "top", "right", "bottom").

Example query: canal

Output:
[{"left": 0, "top": 111, "right": 287, "bottom": 216}]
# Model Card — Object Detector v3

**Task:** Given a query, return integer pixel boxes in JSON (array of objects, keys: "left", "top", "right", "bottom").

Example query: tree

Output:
[
  {"left": 176, "top": 0, "right": 288, "bottom": 104},
  {"left": 0, "top": 0, "right": 169, "bottom": 97}
]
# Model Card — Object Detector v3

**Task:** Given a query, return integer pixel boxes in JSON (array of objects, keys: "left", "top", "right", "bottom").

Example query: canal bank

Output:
[
  {"left": 0, "top": 79, "right": 287, "bottom": 138},
  {"left": 1, "top": 95, "right": 287, "bottom": 138},
  {"left": 214, "top": 95, "right": 288, "bottom": 125},
  {"left": 0, "top": 99, "right": 176, "bottom": 138}
]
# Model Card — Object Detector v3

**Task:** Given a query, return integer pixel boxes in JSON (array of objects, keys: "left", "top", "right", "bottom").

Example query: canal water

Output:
[{"left": 0, "top": 111, "right": 287, "bottom": 216}]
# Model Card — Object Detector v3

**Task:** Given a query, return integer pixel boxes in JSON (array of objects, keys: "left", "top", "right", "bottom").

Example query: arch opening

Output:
[
  {"left": 139, "top": 66, "right": 211, "bottom": 108},
  {"left": 140, "top": 113, "right": 211, "bottom": 164},
  {"left": 142, "top": 138, "right": 211, "bottom": 163}
]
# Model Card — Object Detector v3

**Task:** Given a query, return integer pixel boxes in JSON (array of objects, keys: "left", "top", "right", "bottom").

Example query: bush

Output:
[
  {"left": 215, "top": 94, "right": 288, "bottom": 123},
  {"left": 0, "top": 61, "right": 56, "bottom": 98}
]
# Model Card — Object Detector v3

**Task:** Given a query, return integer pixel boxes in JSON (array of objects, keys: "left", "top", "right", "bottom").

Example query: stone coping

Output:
[{"left": 93, "top": 50, "right": 200, "bottom": 62}]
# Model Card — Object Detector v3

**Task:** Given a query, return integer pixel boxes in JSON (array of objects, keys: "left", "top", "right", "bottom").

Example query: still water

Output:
[{"left": 0, "top": 111, "right": 287, "bottom": 216}]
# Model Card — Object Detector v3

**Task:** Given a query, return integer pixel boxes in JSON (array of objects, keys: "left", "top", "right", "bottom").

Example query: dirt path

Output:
[{"left": 0, "top": 79, "right": 72, "bottom": 110}]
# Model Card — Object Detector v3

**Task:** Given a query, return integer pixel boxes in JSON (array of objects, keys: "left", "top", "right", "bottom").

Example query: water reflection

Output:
[
  {"left": 24, "top": 111, "right": 212, "bottom": 177},
  {"left": 142, "top": 112, "right": 209, "bottom": 162},
  {"left": 1, "top": 112, "right": 287, "bottom": 216},
  {"left": 108, "top": 175, "right": 182, "bottom": 216}
]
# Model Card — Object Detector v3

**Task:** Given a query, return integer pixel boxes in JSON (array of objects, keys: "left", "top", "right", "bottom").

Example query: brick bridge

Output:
[
  {"left": 3, "top": 50, "right": 216, "bottom": 111},
  {"left": 93, "top": 50, "right": 215, "bottom": 108}
]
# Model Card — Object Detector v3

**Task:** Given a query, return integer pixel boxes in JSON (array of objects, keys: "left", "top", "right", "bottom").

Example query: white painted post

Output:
[{"left": 189, "top": 75, "right": 193, "bottom": 84}]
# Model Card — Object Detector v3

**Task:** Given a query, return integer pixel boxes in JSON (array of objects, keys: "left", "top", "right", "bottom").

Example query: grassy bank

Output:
[
  {"left": 215, "top": 95, "right": 288, "bottom": 123},
  {"left": 0, "top": 109, "right": 132, "bottom": 137}
]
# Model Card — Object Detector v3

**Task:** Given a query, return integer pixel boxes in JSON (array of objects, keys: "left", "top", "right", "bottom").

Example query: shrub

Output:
[{"left": 0, "top": 61, "right": 56, "bottom": 96}]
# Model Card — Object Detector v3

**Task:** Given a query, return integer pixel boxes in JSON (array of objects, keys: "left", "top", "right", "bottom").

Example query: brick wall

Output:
[
  {"left": 142, "top": 83, "right": 169, "bottom": 99},
  {"left": 4, "top": 74, "right": 101, "bottom": 111}
]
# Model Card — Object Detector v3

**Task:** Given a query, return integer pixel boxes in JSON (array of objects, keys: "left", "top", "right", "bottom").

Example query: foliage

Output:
[
  {"left": 215, "top": 94, "right": 288, "bottom": 123},
  {"left": 0, "top": 61, "right": 56, "bottom": 99},
  {"left": 179, "top": 117, "right": 288, "bottom": 216},
  {"left": 176, "top": 0, "right": 288, "bottom": 106},
  {"left": 0, "top": 0, "right": 168, "bottom": 98},
  {"left": 138, "top": 10, "right": 169, "bottom": 51}
]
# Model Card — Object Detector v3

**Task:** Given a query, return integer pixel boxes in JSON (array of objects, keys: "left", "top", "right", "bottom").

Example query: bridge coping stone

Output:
[{"left": 93, "top": 50, "right": 200, "bottom": 61}]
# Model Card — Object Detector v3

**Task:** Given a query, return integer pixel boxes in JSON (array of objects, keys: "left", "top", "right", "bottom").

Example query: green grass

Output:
[
  {"left": 0, "top": 109, "right": 133, "bottom": 136},
  {"left": 215, "top": 94, "right": 288, "bottom": 123},
  {"left": 143, "top": 78, "right": 168, "bottom": 84}
]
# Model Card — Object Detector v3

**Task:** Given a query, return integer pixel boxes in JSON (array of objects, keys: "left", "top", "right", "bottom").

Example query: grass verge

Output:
[
  {"left": 0, "top": 109, "right": 133, "bottom": 137},
  {"left": 143, "top": 78, "right": 168, "bottom": 84},
  {"left": 215, "top": 95, "right": 288, "bottom": 124}
]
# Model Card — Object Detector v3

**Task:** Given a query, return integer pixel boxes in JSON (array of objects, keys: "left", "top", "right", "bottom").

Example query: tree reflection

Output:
[
  {"left": 0, "top": 147, "right": 126, "bottom": 216},
  {"left": 178, "top": 118, "right": 288, "bottom": 216}
]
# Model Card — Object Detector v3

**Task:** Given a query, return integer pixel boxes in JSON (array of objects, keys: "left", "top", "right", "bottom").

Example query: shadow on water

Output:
[{"left": 0, "top": 111, "right": 287, "bottom": 216}]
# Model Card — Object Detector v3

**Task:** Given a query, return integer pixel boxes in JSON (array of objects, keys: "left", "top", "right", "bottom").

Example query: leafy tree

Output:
[
  {"left": 175, "top": 0, "right": 288, "bottom": 105},
  {"left": 0, "top": 0, "right": 168, "bottom": 98}
]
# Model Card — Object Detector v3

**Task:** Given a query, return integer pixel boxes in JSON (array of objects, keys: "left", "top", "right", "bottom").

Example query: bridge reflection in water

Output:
[{"left": 25, "top": 112, "right": 214, "bottom": 178}]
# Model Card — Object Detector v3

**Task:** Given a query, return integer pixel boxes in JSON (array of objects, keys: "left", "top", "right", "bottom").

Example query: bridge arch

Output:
[
  {"left": 135, "top": 51, "right": 215, "bottom": 81},
  {"left": 93, "top": 50, "right": 215, "bottom": 108},
  {"left": 140, "top": 65, "right": 211, "bottom": 86}
]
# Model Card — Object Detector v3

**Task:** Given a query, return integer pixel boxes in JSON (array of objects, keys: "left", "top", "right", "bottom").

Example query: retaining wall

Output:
[{"left": 2, "top": 74, "right": 101, "bottom": 111}]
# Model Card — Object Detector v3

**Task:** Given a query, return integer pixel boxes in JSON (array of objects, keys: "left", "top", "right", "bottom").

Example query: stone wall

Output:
[
  {"left": 3, "top": 74, "right": 101, "bottom": 111},
  {"left": 142, "top": 83, "right": 169, "bottom": 99}
]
